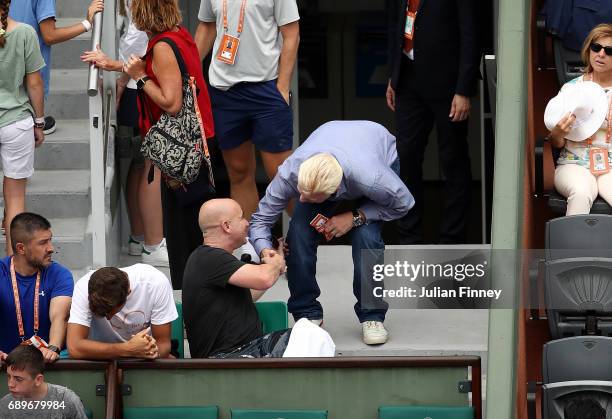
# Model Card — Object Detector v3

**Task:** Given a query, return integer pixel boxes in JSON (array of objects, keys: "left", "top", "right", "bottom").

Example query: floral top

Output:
[{"left": 557, "top": 75, "right": 612, "bottom": 167}]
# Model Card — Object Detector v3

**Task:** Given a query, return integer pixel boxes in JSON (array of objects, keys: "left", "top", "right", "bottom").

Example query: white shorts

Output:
[{"left": 0, "top": 117, "right": 35, "bottom": 179}]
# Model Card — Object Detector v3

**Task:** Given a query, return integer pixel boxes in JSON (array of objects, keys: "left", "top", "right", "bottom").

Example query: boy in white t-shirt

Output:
[{"left": 66, "top": 264, "right": 178, "bottom": 359}]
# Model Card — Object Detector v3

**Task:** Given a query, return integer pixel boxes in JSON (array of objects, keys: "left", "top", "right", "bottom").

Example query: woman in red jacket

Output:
[{"left": 125, "top": 0, "right": 216, "bottom": 288}]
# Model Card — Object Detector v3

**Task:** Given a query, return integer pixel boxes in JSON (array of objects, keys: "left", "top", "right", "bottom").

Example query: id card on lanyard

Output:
[
  {"left": 216, "top": 0, "right": 247, "bottom": 65},
  {"left": 10, "top": 257, "right": 46, "bottom": 348},
  {"left": 586, "top": 74, "right": 612, "bottom": 175}
]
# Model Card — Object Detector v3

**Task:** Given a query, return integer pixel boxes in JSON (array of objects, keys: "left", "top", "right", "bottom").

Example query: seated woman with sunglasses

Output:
[{"left": 547, "top": 23, "right": 612, "bottom": 215}]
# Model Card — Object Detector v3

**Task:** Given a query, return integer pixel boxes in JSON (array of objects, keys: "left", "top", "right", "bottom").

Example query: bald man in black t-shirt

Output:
[{"left": 182, "top": 199, "right": 286, "bottom": 358}]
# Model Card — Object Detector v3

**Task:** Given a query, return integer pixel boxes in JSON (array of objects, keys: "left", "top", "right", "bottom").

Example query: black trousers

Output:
[{"left": 394, "top": 62, "right": 472, "bottom": 244}]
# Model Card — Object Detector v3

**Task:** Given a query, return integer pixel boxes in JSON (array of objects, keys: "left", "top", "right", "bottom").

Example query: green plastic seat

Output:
[
  {"left": 231, "top": 409, "right": 327, "bottom": 419},
  {"left": 378, "top": 406, "right": 474, "bottom": 419},
  {"left": 124, "top": 406, "right": 218, "bottom": 419},
  {"left": 255, "top": 301, "right": 289, "bottom": 334},
  {"left": 171, "top": 302, "right": 184, "bottom": 358}
]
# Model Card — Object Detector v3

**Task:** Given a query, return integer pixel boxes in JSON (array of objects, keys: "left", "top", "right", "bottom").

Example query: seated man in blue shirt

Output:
[
  {"left": 0, "top": 213, "right": 73, "bottom": 363},
  {"left": 9, "top": 0, "right": 104, "bottom": 134},
  {"left": 249, "top": 120, "right": 414, "bottom": 345}
]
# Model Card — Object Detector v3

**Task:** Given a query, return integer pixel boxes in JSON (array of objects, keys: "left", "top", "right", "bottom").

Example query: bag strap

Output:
[{"left": 149, "top": 37, "right": 189, "bottom": 79}]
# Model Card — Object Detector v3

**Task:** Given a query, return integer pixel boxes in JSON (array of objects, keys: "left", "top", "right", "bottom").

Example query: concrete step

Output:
[
  {"left": 0, "top": 170, "right": 90, "bottom": 218},
  {"left": 51, "top": 19, "right": 92, "bottom": 70},
  {"left": 47, "top": 70, "right": 90, "bottom": 119},
  {"left": 35, "top": 120, "right": 90, "bottom": 170},
  {"left": 56, "top": 0, "right": 90, "bottom": 19},
  {"left": 0, "top": 218, "right": 92, "bottom": 271}
]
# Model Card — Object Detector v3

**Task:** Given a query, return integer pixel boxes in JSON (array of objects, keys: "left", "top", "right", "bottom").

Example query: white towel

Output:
[{"left": 282, "top": 318, "right": 336, "bottom": 357}]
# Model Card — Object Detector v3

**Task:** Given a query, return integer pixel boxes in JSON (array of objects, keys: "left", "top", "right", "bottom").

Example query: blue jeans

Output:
[{"left": 285, "top": 159, "right": 399, "bottom": 323}]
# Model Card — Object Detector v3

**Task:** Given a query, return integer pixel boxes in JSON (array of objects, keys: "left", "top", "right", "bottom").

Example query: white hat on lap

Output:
[{"left": 544, "top": 81, "right": 608, "bottom": 142}]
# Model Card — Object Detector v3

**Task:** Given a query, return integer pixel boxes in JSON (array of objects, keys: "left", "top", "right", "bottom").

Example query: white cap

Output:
[{"left": 544, "top": 81, "right": 608, "bottom": 142}]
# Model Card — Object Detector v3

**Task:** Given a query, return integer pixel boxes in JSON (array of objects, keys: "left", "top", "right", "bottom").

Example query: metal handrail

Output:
[
  {"left": 87, "top": 1, "right": 118, "bottom": 268},
  {"left": 87, "top": 11, "right": 103, "bottom": 96}
]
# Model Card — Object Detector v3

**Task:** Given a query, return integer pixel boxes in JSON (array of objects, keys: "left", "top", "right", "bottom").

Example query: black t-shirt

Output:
[{"left": 182, "top": 245, "right": 263, "bottom": 357}]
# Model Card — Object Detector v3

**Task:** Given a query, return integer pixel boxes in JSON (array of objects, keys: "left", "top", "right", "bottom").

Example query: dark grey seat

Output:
[
  {"left": 544, "top": 216, "right": 612, "bottom": 339},
  {"left": 542, "top": 337, "right": 612, "bottom": 419}
]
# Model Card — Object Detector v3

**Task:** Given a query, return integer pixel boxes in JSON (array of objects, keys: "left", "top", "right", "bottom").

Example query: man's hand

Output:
[
  {"left": 386, "top": 80, "right": 396, "bottom": 112},
  {"left": 324, "top": 212, "right": 353, "bottom": 238},
  {"left": 449, "top": 94, "right": 471, "bottom": 122},
  {"left": 34, "top": 127, "right": 45, "bottom": 148},
  {"left": 87, "top": 0, "right": 105, "bottom": 23},
  {"left": 262, "top": 251, "right": 286, "bottom": 274},
  {"left": 126, "top": 328, "right": 158, "bottom": 359},
  {"left": 276, "top": 82, "right": 290, "bottom": 105},
  {"left": 0, "top": 351, "right": 7, "bottom": 365},
  {"left": 39, "top": 347, "right": 59, "bottom": 363}
]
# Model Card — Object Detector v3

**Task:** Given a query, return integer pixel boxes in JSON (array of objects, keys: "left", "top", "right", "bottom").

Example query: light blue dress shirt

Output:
[{"left": 249, "top": 120, "right": 415, "bottom": 255}]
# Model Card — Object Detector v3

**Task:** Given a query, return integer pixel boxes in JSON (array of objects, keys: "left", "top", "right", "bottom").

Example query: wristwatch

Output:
[
  {"left": 352, "top": 210, "right": 365, "bottom": 227},
  {"left": 136, "top": 76, "right": 151, "bottom": 90},
  {"left": 34, "top": 117, "right": 45, "bottom": 129},
  {"left": 47, "top": 345, "right": 61, "bottom": 355}
]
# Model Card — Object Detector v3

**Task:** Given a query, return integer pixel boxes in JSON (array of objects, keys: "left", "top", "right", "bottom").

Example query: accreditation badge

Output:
[
  {"left": 216, "top": 34, "right": 240, "bottom": 65},
  {"left": 590, "top": 147, "right": 610, "bottom": 175},
  {"left": 404, "top": 11, "right": 416, "bottom": 39},
  {"left": 22, "top": 335, "right": 49, "bottom": 349}
]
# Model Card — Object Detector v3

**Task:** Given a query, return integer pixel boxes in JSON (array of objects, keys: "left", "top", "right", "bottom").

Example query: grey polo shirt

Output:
[{"left": 198, "top": 0, "right": 300, "bottom": 90}]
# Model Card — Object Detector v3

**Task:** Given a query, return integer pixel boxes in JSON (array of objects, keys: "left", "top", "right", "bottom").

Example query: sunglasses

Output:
[{"left": 590, "top": 42, "right": 612, "bottom": 56}]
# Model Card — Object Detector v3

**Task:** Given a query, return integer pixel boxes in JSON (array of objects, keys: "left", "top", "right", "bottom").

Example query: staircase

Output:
[{"left": 0, "top": 0, "right": 96, "bottom": 274}]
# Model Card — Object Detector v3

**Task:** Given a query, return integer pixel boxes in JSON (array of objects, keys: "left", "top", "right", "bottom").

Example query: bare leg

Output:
[
  {"left": 3, "top": 177, "right": 27, "bottom": 255},
  {"left": 126, "top": 163, "right": 144, "bottom": 237},
  {"left": 138, "top": 159, "right": 164, "bottom": 246},
  {"left": 222, "top": 142, "right": 258, "bottom": 220},
  {"left": 261, "top": 149, "right": 294, "bottom": 216}
]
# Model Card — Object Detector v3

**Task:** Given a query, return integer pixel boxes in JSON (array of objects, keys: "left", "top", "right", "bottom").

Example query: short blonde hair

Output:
[
  {"left": 131, "top": 0, "right": 182, "bottom": 34},
  {"left": 298, "top": 153, "right": 343, "bottom": 195},
  {"left": 581, "top": 23, "right": 612, "bottom": 74}
]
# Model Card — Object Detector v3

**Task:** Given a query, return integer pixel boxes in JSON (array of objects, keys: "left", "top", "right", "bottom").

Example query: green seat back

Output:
[
  {"left": 124, "top": 406, "right": 218, "bottom": 419},
  {"left": 171, "top": 302, "right": 184, "bottom": 358},
  {"left": 85, "top": 408, "right": 93, "bottom": 419},
  {"left": 255, "top": 301, "right": 288, "bottom": 334},
  {"left": 231, "top": 409, "right": 327, "bottom": 419},
  {"left": 378, "top": 406, "right": 474, "bottom": 419}
]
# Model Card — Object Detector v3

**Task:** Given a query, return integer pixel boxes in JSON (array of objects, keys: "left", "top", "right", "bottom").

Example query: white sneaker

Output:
[
  {"left": 142, "top": 239, "right": 169, "bottom": 267},
  {"left": 128, "top": 236, "right": 143, "bottom": 256},
  {"left": 362, "top": 321, "right": 388, "bottom": 345}
]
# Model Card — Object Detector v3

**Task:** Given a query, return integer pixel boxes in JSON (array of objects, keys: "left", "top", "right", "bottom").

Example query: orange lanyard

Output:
[
  {"left": 222, "top": 0, "right": 248, "bottom": 37},
  {"left": 586, "top": 73, "right": 612, "bottom": 146},
  {"left": 10, "top": 257, "right": 41, "bottom": 340}
]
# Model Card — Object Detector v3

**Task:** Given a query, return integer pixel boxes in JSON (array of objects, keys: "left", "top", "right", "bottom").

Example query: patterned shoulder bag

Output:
[{"left": 139, "top": 38, "right": 214, "bottom": 188}]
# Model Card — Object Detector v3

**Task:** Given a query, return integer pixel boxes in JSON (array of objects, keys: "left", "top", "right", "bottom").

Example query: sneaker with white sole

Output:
[
  {"left": 142, "top": 239, "right": 169, "bottom": 267},
  {"left": 43, "top": 116, "right": 56, "bottom": 135},
  {"left": 362, "top": 321, "right": 388, "bottom": 345},
  {"left": 128, "top": 236, "right": 143, "bottom": 256}
]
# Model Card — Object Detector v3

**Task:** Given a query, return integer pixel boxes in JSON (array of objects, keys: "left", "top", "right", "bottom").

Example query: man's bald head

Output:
[{"left": 198, "top": 199, "right": 242, "bottom": 235}]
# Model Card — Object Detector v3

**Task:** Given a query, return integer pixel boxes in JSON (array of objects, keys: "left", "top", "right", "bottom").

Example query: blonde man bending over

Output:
[{"left": 249, "top": 121, "right": 414, "bottom": 345}]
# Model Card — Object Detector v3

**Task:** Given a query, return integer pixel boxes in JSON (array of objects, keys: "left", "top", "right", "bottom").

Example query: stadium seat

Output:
[
  {"left": 85, "top": 408, "right": 93, "bottom": 419},
  {"left": 378, "top": 406, "right": 474, "bottom": 419},
  {"left": 231, "top": 409, "right": 327, "bottom": 419},
  {"left": 171, "top": 302, "right": 184, "bottom": 358},
  {"left": 543, "top": 216, "right": 612, "bottom": 339},
  {"left": 255, "top": 301, "right": 289, "bottom": 334},
  {"left": 124, "top": 406, "right": 218, "bottom": 419},
  {"left": 542, "top": 336, "right": 612, "bottom": 418}
]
